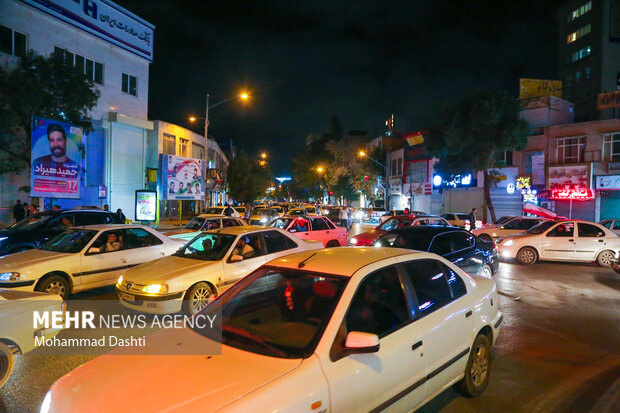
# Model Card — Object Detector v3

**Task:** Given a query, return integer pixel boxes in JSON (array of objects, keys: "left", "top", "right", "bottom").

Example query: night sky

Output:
[{"left": 118, "top": 0, "right": 564, "bottom": 175}]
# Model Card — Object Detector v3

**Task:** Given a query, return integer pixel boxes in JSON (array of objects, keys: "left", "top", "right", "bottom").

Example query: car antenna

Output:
[{"left": 298, "top": 252, "right": 317, "bottom": 268}]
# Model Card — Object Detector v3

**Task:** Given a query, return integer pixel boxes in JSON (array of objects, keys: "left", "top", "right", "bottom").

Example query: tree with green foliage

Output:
[
  {"left": 427, "top": 90, "right": 529, "bottom": 222},
  {"left": 227, "top": 151, "right": 272, "bottom": 204},
  {"left": 0, "top": 51, "right": 100, "bottom": 176}
]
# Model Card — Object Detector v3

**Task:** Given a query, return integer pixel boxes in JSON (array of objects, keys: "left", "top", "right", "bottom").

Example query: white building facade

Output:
[{"left": 0, "top": 0, "right": 155, "bottom": 223}]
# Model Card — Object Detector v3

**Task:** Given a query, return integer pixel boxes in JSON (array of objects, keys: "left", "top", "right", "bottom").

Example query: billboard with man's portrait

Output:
[
  {"left": 30, "top": 117, "right": 83, "bottom": 199},
  {"left": 159, "top": 154, "right": 205, "bottom": 200}
]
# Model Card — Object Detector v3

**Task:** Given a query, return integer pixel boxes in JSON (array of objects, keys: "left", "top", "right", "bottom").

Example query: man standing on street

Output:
[
  {"left": 13, "top": 200, "right": 25, "bottom": 223},
  {"left": 469, "top": 208, "right": 477, "bottom": 230}
]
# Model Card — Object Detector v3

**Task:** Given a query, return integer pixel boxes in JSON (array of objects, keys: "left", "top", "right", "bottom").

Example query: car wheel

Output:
[
  {"left": 183, "top": 282, "right": 214, "bottom": 315},
  {"left": 516, "top": 247, "right": 538, "bottom": 265},
  {"left": 455, "top": 334, "right": 491, "bottom": 397},
  {"left": 326, "top": 240, "right": 340, "bottom": 248},
  {"left": 0, "top": 342, "right": 15, "bottom": 388},
  {"left": 36, "top": 275, "right": 70, "bottom": 299},
  {"left": 596, "top": 250, "right": 615, "bottom": 267},
  {"left": 480, "top": 264, "right": 493, "bottom": 278},
  {"left": 478, "top": 234, "right": 493, "bottom": 242}
]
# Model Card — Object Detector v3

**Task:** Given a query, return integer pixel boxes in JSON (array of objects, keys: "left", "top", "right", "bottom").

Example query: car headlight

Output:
[
  {"left": 40, "top": 391, "right": 52, "bottom": 413},
  {"left": 141, "top": 284, "right": 168, "bottom": 294},
  {"left": 0, "top": 272, "right": 20, "bottom": 281},
  {"left": 117, "top": 275, "right": 123, "bottom": 285},
  {"left": 260, "top": 217, "right": 268, "bottom": 223},
  {"left": 504, "top": 240, "right": 514, "bottom": 247},
  {"left": 350, "top": 237, "right": 358, "bottom": 245}
]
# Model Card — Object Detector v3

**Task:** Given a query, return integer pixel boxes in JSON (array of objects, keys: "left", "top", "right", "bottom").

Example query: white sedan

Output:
[
  {"left": 472, "top": 216, "right": 548, "bottom": 242},
  {"left": 0, "top": 225, "right": 184, "bottom": 299},
  {"left": 115, "top": 226, "right": 323, "bottom": 315},
  {"left": 0, "top": 289, "right": 64, "bottom": 388},
  {"left": 43, "top": 248, "right": 502, "bottom": 413},
  {"left": 497, "top": 220, "right": 620, "bottom": 266},
  {"left": 163, "top": 215, "right": 247, "bottom": 242}
]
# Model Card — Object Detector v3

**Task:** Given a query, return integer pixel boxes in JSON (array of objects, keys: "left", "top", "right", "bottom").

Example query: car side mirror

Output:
[
  {"left": 344, "top": 331, "right": 380, "bottom": 354},
  {"left": 229, "top": 254, "right": 243, "bottom": 262},
  {"left": 87, "top": 247, "right": 100, "bottom": 254}
]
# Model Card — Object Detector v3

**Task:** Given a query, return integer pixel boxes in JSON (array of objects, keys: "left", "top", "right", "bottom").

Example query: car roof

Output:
[
  {"left": 280, "top": 214, "right": 323, "bottom": 218},
  {"left": 267, "top": 247, "right": 427, "bottom": 276},
  {"left": 387, "top": 226, "right": 467, "bottom": 237},
  {"left": 211, "top": 225, "right": 275, "bottom": 235}
]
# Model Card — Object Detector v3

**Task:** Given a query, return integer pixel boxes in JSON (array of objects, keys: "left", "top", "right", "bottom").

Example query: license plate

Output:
[{"left": 119, "top": 292, "right": 135, "bottom": 302}]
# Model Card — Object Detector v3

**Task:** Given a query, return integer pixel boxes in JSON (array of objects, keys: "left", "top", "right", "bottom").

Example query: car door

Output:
[
  {"left": 121, "top": 227, "right": 166, "bottom": 268},
  {"left": 261, "top": 230, "right": 298, "bottom": 260},
  {"left": 310, "top": 217, "right": 331, "bottom": 246},
  {"left": 542, "top": 222, "right": 576, "bottom": 260},
  {"left": 400, "top": 259, "right": 475, "bottom": 400},
  {"left": 80, "top": 230, "right": 129, "bottom": 288},
  {"left": 573, "top": 223, "right": 607, "bottom": 260},
  {"left": 433, "top": 232, "right": 481, "bottom": 275},
  {"left": 324, "top": 265, "right": 426, "bottom": 412},
  {"left": 287, "top": 217, "right": 313, "bottom": 242},
  {"left": 221, "top": 233, "right": 268, "bottom": 289}
]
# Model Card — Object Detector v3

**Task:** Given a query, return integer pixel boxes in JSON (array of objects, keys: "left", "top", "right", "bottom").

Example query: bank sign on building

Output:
[{"left": 0, "top": 0, "right": 155, "bottom": 223}]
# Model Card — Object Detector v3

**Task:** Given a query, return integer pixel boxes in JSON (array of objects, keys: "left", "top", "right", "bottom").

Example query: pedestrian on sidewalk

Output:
[
  {"left": 469, "top": 208, "right": 477, "bottom": 230},
  {"left": 13, "top": 200, "right": 25, "bottom": 223},
  {"left": 116, "top": 209, "right": 126, "bottom": 223}
]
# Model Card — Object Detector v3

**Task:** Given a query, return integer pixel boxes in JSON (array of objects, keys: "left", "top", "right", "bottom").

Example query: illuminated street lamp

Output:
[
  {"left": 316, "top": 166, "right": 324, "bottom": 173},
  {"left": 358, "top": 150, "right": 386, "bottom": 169}
]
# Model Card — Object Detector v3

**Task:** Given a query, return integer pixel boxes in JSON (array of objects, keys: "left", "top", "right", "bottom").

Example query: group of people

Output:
[{"left": 12, "top": 200, "right": 39, "bottom": 223}]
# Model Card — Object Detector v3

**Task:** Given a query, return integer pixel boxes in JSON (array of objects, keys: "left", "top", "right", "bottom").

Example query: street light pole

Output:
[{"left": 205, "top": 93, "right": 210, "bottom": 167}]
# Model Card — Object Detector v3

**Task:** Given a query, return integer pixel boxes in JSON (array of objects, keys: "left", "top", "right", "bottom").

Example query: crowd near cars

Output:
[{"left": 0, "top": 202, "right": 618, "bottom": 411}]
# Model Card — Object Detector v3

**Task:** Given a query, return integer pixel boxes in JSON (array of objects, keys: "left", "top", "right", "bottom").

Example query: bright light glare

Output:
[
  {"left": 189, "top": 116, "right": 196, "bottom": 122},
  {"left": 317, "top": 167, "right": 324, "bottom": 173},
  {"left": 240, "top": 93, "right": 249, "bottom": 99},
  {"left": 117, "top": 275, "right": 123, "bottom": 285},
  {"left": 504, "top": 240, "right": 514, "bottom": 246},
  {"left": 350, "top": 237, "right": 358, "bottom": 245},
  {"left": 359, "top": 151, "right": 366, "bottom": 157},
  {"left": 40, "top": 391, "right": 52, "bottom": 413},
  {"left": 142, "top": 284, "right": 167, "bottom": 294}
]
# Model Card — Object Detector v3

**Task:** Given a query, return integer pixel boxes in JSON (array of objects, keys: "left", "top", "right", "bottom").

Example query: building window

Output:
[
  {"left": 570, "top": 45, "right": 591, "bottom": 63},
  {"left": 603, "top": 133, "right": 620, "bottom": 162},
  {"left": 178, "top": 138, "right": 189, "bottom": 157},
  {"left": 122, "top": 73, "right": 137, "bottom": 96},
  {"left": 575, "top": 71, "right": 581, "bottom": 83},
  {"left": 54, "top": 47, "right": 104, "bottom": 85},
  {"left": 0, "top": 25, "right": 27, "bottom": 58},
  {"left": 405, "top": 160, "right": 428, "bottom": 182},
  {"left": 192, "top": 143, "right": 205, "bottom": 160},
  {"left": 567, "top": 1, "right": 592, "bottom": 22},
  {"left": 567, "top": 24, "right": 591, "bottom": 44},
  {"left": 557, "top": 137, "right": 585, "bottom": 164},
  {"left": 163, "top": 133, "right": 176, "bottom": 155},
  {"left": 584, "top": 67, "right": 591, "bottom": 80}
]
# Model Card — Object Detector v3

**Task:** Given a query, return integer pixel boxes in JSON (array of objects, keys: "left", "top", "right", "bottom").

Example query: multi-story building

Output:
[
  {"left": 557, "top": 0, "right": 620, "bottom": 121},
  {"left": 0, "top": 0, "right": 155, "bottom": 223}
]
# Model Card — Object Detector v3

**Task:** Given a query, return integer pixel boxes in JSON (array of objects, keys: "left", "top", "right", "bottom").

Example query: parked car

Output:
[
  {"left": 163, "top": 216, "right": 246, "bottom": 242},
  {"left": 248, "top": 208, "right": 281, "bottom": 226},
  {"left": 270, "top": 215, "right": 348, "bottom": 247},
  {"left": 44, "top": 248, "right": 502, "bottom": 413},
  {"left": 378, "top": 210, "right": 426, "bottom": 223},
  {"left": 116, "top": 227, "right": 322, "bottom": 315},
  {"left": 375, "top": 226, "right": 499, "bottom": 277},
  {"left": 0, "top": 225, "right": 184, "bottom": 299},
  {"left": 0, "top": 210, "right": 120, "bottom": 256},
  {"left": 473, "top": 216, "right": 549, "bottom": 242},
  {"left": 0, "top": 289, "right": 64, "bottom": 388},
  {"left": 288, "top": 207, "right": 317, "bottom": 216},
  {"left": 496, "top": 220, "right": 620, "bottom": 266},
  {"left": 202, "top": 206, "right": 240, "bottom": 218},
  {"left": 442, "top": 213, "right": 471, "bottom": 229},
  {"left": 351, "top": 215, "right": 451, "bottom": 246},
  {"left": 599, "top": 219, "right": 620, "bottom": 235}
]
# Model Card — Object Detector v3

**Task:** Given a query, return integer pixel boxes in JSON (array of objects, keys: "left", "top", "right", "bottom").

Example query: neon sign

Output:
[
  {"left": 516, "top": 176, "right": 531, "bottom": 190},
  {"left": 432, "top": 173, "right": 475, "bottom": 188},
  {"left": 522, "top": 188, "right": 538, "bottom": 204},
  {"left": 550, "top": 188, "right": 594, "bottom": 200}
]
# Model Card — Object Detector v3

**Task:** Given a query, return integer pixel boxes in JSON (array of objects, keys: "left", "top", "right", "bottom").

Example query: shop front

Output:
[
  {"left": 596, "top": 175, "right": 620, "bottom": 220},
  {"left": 546, "top": 164, "right": 595, "bottom": 220}
]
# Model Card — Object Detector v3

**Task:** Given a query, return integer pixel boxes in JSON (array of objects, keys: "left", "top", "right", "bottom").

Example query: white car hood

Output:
[
  {"left": 48, "top": 327, "right": 302, "bottom": 412},
  {"left": 0, "top": 249, "right": 68, "bottom": 271},
  {"left": 501, "top": 233, "right": 536, "bottom": 242},
  {"left": 123, "top": 255, "right": 221, "bottom": 284}
]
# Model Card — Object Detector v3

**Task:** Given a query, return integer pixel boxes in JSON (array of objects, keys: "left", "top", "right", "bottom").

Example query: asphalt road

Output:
[{"left": 2, "top": 223, "right": 620, "bottom": 413}]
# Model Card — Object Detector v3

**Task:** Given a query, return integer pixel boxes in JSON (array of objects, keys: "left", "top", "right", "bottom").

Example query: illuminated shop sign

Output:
[
  {"left": 432, "top": 173, "right": 476, "bottom": 188},
  {"left": 550, "top": 188, "right": 594, "bottom": 200}
]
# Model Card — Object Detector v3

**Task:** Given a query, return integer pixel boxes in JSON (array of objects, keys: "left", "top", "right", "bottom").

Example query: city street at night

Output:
[{"left": 1, "top": 224, "right": 620, "bottom": 412}]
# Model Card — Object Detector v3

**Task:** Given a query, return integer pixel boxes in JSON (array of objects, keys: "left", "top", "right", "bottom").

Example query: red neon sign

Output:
[{"left": 550, "top": 188, "right": 594, "bottom": 200}]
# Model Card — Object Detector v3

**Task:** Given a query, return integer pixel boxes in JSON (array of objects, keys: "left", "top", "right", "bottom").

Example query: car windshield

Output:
[
  {"left": 270, "top": 218, "right": 294, "bottom": 229},
  {"left": 495, "top": 216, "right": 511, "bottom": 225},
  {"left": 173, "top": 233, "right": 236, "bottom": 261},
  {"left": 184, "top": 217, "right": 205, "bottom": 230},
  {"left": 527, "top": 220, "right": 556, "bottom": 234},
  {"left": 457, "top": 214, "right": 469, "bottom": 220},
  {"left": 194, "top": 267, "right": 347, "bottom": 358},
  {"left": 11, "top": 213, "right": 55, "bottom": 229},
  {"left": 204, "top": 207, "right": 225, "bottom": 214},
  {"left": 41, "top": 229, "right": 97, "bottom": 253},
  {"left": 378, "top": 218, "right": 410, "bottom": 231}
]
